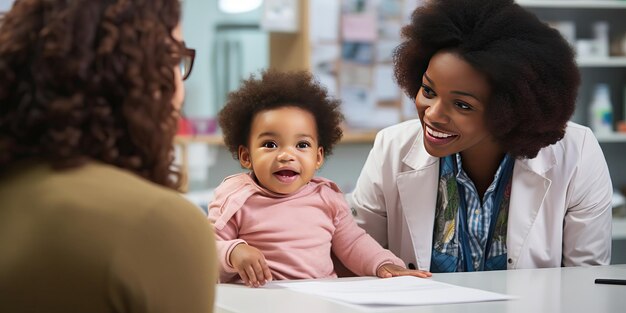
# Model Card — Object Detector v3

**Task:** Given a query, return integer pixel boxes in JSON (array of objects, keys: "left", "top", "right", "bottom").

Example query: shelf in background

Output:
[
  {"left": 577, "top": 57, "right": 626, "bottom": 67},
  {"left": 517, "top": 0, "right": 626, "bottom": 9},
  {"left": 596, "top": 133, "right": 626, "bottom": 143},
  {"left": 175, "top": 131, "right": 626, "bottom": 145},
  {"left": 175, "top": 134, "right": 224, "bottom": 145},
  {"left": 175, "top": 131, "right": 379, "bottom": 146}
]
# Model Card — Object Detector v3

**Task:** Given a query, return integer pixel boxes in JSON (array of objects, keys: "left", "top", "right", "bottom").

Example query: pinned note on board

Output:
[{"left": 341, "top": 13, "right": 377, "bottom": 42}]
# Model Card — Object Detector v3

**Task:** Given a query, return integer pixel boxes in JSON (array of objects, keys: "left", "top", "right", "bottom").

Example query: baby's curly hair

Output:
[
  {"left": 0, "top": 0, "right": 184, "bottom": 189},
  {"left": 394, "top": 0, "right": 580, "bottom": 158},
  {"left": 219, "top": 70, "right": 344, "bottom": 159}
]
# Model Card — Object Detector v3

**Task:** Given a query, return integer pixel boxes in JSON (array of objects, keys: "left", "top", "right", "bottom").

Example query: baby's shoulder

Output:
[
  {"left": 309, "top": 177, "right": 348, "bottom": 211},
  {"left": 310, "top": 176, "right": 341, "bottom": 192}
]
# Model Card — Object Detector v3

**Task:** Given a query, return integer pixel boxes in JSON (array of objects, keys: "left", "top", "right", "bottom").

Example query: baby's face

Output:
[{"left": 238, "top": 106, "right": 324, "bottom": 195}]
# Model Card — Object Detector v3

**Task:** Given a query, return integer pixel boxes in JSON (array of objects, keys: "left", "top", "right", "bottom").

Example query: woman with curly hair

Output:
[
  {"left": 209, "top": 70, "right": 431, "bottom": 287},
  {"left": 0, "top": 0, "right": 217, "bottom": 311},
  {"left": 349, "top": 0, "right": 612, "bottom": 272}
]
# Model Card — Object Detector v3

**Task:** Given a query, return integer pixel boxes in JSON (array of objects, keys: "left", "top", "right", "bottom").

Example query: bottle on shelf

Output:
[{"left": 588, "top": 83, "right": 614, "bottom": 135}]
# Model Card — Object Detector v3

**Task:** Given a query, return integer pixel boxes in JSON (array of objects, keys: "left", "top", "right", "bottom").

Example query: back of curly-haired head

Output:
[
  {"left": 219, "top": 70, "right": 344, "bottom": 159},
  {"left": 0, "top": 0, "right": 184, "bottom": 189},
  {"left": 394, "top": 0, "right": 580, "bottom": 158}
]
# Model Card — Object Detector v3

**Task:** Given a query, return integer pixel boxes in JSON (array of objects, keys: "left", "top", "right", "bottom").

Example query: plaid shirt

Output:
[{"left": 454, "top": 153, "right": 510, "bottom": 271}]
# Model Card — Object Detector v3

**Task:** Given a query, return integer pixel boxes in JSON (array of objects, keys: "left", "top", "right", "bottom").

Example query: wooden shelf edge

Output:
[
  {"left": 175, "top": 134, "right": 224, "bottom": 145},
  {"left": 175, "top": 131, "right": 379, "bottom": 146},
  {"left": 176, "top": 130, "right": 626, "bottom": 145},
  {"left": 340, "top": 131, "right": 378, "bottom": 144}
]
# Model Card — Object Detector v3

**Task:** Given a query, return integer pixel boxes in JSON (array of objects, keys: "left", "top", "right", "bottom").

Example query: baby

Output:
[{"left": 209, "top": 70, "right": 431, "bottom": 287}]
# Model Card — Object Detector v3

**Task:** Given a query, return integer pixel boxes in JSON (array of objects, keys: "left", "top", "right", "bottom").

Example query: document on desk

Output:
[{"left": 271, "top": 276, "right": 513, "bottom": 306}]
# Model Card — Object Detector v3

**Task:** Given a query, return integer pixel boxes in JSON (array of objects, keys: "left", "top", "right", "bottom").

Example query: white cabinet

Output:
[{"left": 518, "top": 1, "right": 626, "bottom": 191}]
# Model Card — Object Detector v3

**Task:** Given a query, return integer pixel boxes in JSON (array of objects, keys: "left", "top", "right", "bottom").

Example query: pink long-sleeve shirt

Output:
[{"left": 208, "top": 173, "right": 404, "bottom": 283}]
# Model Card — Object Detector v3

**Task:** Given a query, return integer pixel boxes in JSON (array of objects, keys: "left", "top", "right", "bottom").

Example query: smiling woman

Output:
[{"left": 349, "top": 0, "right": 613, "bottom": 274}]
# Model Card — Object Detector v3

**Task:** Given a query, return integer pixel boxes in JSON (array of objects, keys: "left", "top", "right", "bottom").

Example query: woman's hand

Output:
[
  {"left": 229, "top": 243, "right": 273, "bottom": 287},
  {"left": 376, "top": 263, "right": 432, "bottom": 278}
]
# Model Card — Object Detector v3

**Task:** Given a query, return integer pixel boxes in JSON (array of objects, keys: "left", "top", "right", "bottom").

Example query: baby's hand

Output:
[
  {"left": 229, "top": 243, "right": 273, "bottom": 287},
  {"left": 376, "top": 263, "right": 432, "bottom": 279}
]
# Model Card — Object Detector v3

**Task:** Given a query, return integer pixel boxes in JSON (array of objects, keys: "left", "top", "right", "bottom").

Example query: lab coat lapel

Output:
[
  {"left": 396, "top": 131, "right": 439, "bottom": 269},
  {"left": 506, "top": 147, "right": 556, "bottom": 268}
]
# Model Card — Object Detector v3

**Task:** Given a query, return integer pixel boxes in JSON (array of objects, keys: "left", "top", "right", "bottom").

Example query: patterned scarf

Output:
[{"left": 430, "top": 155, "right": 512, "bottom": 272}]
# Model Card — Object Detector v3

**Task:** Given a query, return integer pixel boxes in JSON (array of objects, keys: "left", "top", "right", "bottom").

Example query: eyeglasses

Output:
[{"left": 180, "top": 44, "right": 196, "bottom": 81}]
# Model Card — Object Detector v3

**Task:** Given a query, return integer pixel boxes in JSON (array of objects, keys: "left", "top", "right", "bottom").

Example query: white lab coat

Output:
[{"left": 348, "top": 120, "right": 613, "bottom": 270}]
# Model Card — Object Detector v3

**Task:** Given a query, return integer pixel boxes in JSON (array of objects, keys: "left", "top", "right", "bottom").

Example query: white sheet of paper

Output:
[{"left": 271, "top": 276, "right": 513, "bottom": 306}]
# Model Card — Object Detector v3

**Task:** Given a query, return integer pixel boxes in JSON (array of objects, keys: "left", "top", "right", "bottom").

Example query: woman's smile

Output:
[{"left": 424, "top": 124, "right": 458, "bottom": 145}]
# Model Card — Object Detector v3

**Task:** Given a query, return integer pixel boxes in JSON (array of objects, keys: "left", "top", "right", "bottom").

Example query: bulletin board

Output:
[{"left": 309, "top": 0, "right": 422, "bottom": 131}]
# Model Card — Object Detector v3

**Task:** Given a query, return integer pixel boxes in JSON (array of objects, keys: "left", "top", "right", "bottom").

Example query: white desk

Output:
[{"left": 215, "top": 265, "right": 626, "bottom": 313}]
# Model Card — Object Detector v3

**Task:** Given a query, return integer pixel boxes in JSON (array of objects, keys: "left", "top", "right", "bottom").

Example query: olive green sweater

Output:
[{"left": 0, "top": 161, "right": 217, "bottom": 313}]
